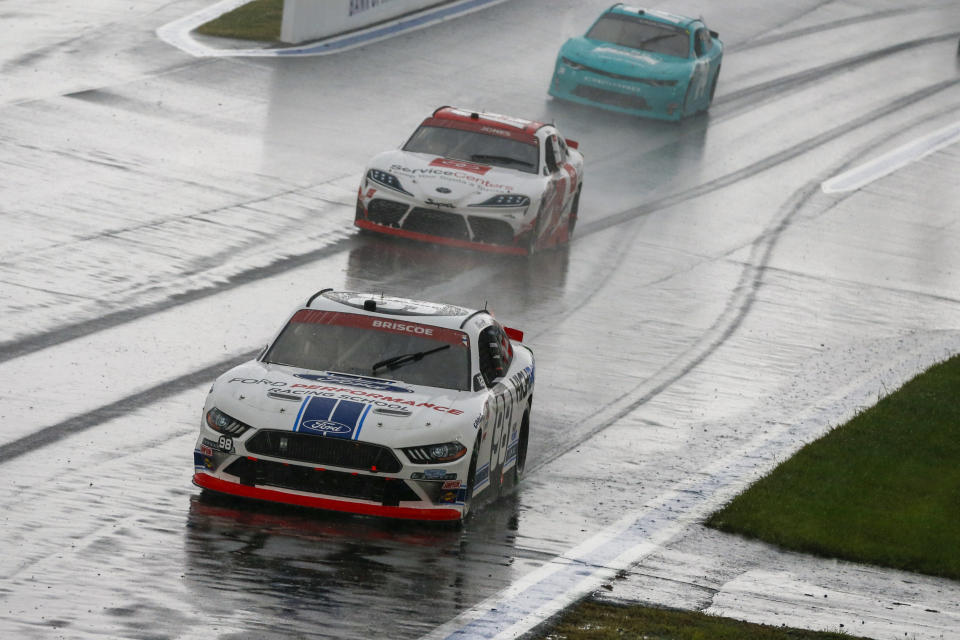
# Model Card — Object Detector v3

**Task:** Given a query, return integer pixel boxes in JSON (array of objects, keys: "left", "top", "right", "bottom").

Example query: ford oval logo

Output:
[
  {"left": 301, "top": 420, "right": 352, "bottom": 434},
  {"left": 435, "top": 187, "right": 451, "bottom": 194}
]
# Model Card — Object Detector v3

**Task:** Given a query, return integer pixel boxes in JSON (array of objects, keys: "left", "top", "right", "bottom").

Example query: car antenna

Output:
[{"left": 484, "top": 300, "right": 488, "bottom": 311}]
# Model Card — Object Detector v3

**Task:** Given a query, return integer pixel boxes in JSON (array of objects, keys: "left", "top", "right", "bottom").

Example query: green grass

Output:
[
  {"left": 708, "top": 353, "right": 960, "bottom": 580},
  {"left": 195, "top": 0, "right": 283, "bottom": 42},
  {"left": 536, "top": 601, "right": 865, "bottom": 640}
]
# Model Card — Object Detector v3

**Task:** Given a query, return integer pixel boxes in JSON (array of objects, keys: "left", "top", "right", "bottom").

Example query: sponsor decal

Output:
[
  {"left": 200, "top": 445, "right": 214, "bottom": 456},
  {"left": 294, "top": 372, "right": 414, "bottom": 393},
  {"left": 430, "top": 157, "right": 491, "bottom": 175},
  {"left": 389, "top": 163, "right": 515, "bottom": 193},
  {"left": 424, "top": 469, "right": 447, "bottom": 480},
  {"left": 438, "top": 491, "right": 458, "bottom": 504},
  {"left": 509, "top": 368, "right": 533, "bottom": 403},
  {"left": 301, "top": 420, "right": 352, "bottom": 435},
  {"left": 227, "top": 377, "right": 465, "bottom": 415},
  {"left": 217, "top": 435, "right": 234, "bottom": 452},
  {"left": 475, "top": 463, "right": 490, "bottom": 487},
  {"left": 288, "top": 310, "right": 467, "bottom": 346},
  {"left": 348, "top": 0, "right": 396, "bottom": 16},
  {"left": 446, "top": 108, "right": 532, "bottom": 131},
  {"left": 371, "top": 319, "right": 434, "bottom": 336},
  {"left": 296, "top": 396, "right": 370, "bottom": 438},
  {"left": 193, "top": 451, "right": 215, "bottom": 470},
  {"left": 442, "top": 480, "right": 462, "bottom": 490}
]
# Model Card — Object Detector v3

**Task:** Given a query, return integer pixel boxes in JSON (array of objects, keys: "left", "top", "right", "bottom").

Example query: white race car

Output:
[
  {"left": 193, "top": 289, "right": 535, "bottom": 522},
  {"left": 355, "top": 106, "right": 584, "bottom": 254}
]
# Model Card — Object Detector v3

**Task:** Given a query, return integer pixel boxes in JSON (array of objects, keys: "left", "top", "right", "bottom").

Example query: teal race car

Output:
[{"left": 549, "top": 4, "right": 723, "bottom": 121}]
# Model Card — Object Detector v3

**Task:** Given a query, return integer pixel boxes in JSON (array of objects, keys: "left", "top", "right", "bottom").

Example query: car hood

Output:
[
  {"left": 370, "top": 149, "right": 543, "bottom": 206},
  {"left": 209, "top": 360, "right": 481, "bottom": 442},
  {"left": 560, "top": 36, "right": 690, "bottom": 79}
]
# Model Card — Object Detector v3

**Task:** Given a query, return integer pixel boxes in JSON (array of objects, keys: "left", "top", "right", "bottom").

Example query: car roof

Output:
[
  {"left": 607, "top": 4, "right": 699, "bottom": 30},
  {"left": 426, "top": 106, "right": 548, "bottom": 144},
  {"left": 303, "top": 289, "right": 492, "bottom": 333}
]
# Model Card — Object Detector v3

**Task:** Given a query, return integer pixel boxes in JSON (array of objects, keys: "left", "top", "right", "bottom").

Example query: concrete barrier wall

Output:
[{"left": 281, "top": 0, "right": 447, "bottom": 44}]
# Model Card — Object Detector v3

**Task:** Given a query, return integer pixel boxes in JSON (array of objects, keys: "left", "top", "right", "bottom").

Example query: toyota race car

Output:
[
  {"left": 549, "top": 5, "right": 723, "bottom": 121},
  {"left": 193, "top": 289, "right": 535, "bottom": 522},
  {"left": 355, "top": 106, "right": 584, "bottom": 254}
]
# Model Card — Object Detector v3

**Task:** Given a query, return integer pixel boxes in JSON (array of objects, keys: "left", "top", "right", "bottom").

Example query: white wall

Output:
[{"left": 281, "top": 0, "right": 447, "bottom": 44}]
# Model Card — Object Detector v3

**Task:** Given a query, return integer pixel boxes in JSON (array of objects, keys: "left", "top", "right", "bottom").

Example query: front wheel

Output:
[
  {"left": 567, "top": 187, "right": 581, "bottom": 238},
  {"left": 526, "top": 209, "right": 545, "bottom": 254},
  {"left": 461, "top": 434, "right": 482, "bottom": 521},
  {"left": 708, "top": 65, "right": 720, "bottom": 105},
  {"left": 512, "top": 410, "right": 530, "bottom": 483}
]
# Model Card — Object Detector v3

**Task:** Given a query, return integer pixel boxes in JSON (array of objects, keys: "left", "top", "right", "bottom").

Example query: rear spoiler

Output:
[
  {"left": 565, "top": 138, "right": 580, "bottom": 150},
  {"left": 504, "top": 326, "right": 524, "bottom": 342}
]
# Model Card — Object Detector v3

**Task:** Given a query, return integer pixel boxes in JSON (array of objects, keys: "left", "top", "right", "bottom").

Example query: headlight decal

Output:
[
  {"left": 205, "top": 407, "right": 252, "bottom": 436},
  {"left": 469, "top": 194, "right": 531, "bottom": 208},
  {"left": 366, "top": 169, "right": 412, "bottom": 195},
  {"left": 403, "top": 441, "right": 467, "bottom": 464}
]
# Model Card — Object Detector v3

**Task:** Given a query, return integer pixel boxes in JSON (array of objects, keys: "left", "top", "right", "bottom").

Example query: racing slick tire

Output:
[
  {"left": 680, "top": 81, "right": 694, "bottom": 119},
  {"left": 567, "top": 187, "right": 581, "bottom": 238},
  {"left": 512, "top": 409, "right": 530, "bottom": 483},
  {"left": 526, "top": 207, "right": 546, "bottom": 254},
  {"left": 461, "top": 433, "right": 482, "bottom": 521},
  {"left": 708, "top": 66, "right": 720, "bottom": 105}
]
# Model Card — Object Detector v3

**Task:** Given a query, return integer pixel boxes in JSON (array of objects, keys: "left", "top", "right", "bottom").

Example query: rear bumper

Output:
[
  {"left": 194, "top": 472, "right": 463, "bottom": 521},
  {"left": 549, "top": 66, "right": 685, "bottom": 121}
]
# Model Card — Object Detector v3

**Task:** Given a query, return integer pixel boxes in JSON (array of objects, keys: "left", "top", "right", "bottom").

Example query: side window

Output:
[
  {"left": 478, "top": 325, "right": 513, "bottom": 387},
  {"left": 695, "top": 29, "right": 712, "bottom": 57},
  {"left": 544, "top": 137, "right": 558, "bottom": 174},
  {"left": 478, "top": 326, "right": 502, "bottom": 387}
]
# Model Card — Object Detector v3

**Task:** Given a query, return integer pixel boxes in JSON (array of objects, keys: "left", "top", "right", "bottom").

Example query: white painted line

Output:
[
  {"left": 156, "top": 0, "right": 512, "bottom": 58},
  {"left": 419, "top": 336, "right": 960, "bottom": 640},
  {"left": 821, "top": 120, "right": 960, "bottom": 193},
  {"left": 156, "top": 0, "right": 251, "bottom": 58}
]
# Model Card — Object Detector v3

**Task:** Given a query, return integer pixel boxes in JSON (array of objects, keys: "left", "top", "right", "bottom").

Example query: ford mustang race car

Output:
[
  {"left": 193, "top": 289, "right": 535, "bottom": 522},
  {"left": 355, "top": 106, "right": 584, "bottom": 254},
  {"left": 549, "top": 4, "right": 723, "bottom": 121}
]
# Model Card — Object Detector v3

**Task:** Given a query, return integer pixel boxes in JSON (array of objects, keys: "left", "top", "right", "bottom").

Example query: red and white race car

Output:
[{"left": 355, "top": 106, "right": 584, "bottom": 254}]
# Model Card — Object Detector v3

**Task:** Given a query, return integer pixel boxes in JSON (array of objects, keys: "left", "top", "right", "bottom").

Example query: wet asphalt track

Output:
[{"left": 1, "top": 1, "right": 960, "bottom": 638}]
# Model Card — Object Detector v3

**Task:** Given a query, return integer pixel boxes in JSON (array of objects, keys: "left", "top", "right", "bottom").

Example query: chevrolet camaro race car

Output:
[
  {"left": 355, "top": 106, "right": 584, "bottom": 254},
  {"left": 549, "top": 4, "right": 723, "bottom": 121},
  {"left": 193, "top": 289, "right": 535, "bottom": 522}
]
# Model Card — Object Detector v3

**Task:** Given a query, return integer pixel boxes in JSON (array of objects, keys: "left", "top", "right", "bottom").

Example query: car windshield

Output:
[
  {"left": 403, "top": 125, "right": 539, "bottom": 174},
  {"left": 263, "top": 310, "right": 471, "bottom": 391},
  {"left": 586, "top": 14, "right": 690, "bottom": 59}
]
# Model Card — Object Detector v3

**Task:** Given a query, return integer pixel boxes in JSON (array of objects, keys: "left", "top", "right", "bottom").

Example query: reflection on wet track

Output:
[{"left": 2, "top": 1, "right": 960, "bottom": 639}]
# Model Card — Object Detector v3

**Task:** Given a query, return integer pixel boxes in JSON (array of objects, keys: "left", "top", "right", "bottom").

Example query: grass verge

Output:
[
  {"left": 195, "top": 0, "right": 283, "bottom": 42},
  {"left": 535, "top": 601, "right": 865, "bottom": 639},
  {"left": 708, "top": 353, "right": 960, "bottom": 580}
]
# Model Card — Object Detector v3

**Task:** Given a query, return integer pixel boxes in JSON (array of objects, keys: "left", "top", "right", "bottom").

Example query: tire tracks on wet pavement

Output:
[{"left": 2, "top": 70, "right": 958, "bottom": 466}]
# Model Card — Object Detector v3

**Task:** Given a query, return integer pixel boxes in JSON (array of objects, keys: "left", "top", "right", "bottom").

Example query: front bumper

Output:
[
  {"left": 549, "top": 62, "right": 685, "bottom": 121},
  {"left": 355, "top": 195, "right": 534, "bottom": 255},
  {"left": 193, "top": 429, "right": 468, "bottom": 521}
]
